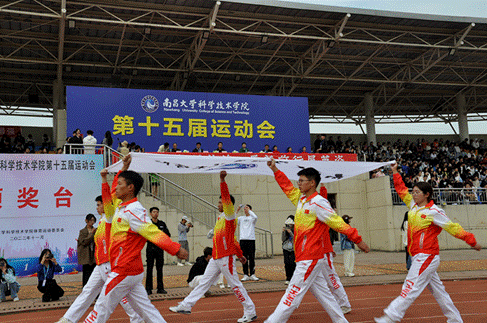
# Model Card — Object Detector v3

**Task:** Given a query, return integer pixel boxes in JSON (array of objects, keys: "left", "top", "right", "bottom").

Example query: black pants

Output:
[
  {"left": 37, "top": 279, "right": 64, "bottom": 302},
  {"left": 283, "top": 249, "right": 296, "bottom": 281},
  {"left": 82, "top": 264, "right": 96, "bottom": 287},
  {"left": 240, "top": 240, "right": 256, "bottom": 276},
  {"left": 146, "top": 250, "right": 164, "bottom": 291}
]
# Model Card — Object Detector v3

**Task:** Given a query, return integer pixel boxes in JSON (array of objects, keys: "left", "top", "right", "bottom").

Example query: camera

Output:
[{"left": 46, "top": 254, "right": 53, "bottom": 259}]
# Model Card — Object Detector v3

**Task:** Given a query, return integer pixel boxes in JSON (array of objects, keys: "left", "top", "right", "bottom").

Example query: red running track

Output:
[{"left": 1, "top": 279, "right": 486, "bottom": 322}]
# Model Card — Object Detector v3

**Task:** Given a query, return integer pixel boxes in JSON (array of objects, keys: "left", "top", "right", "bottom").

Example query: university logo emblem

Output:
[{"left": 141, "top": 95, "right": 159, "bottom": 113}]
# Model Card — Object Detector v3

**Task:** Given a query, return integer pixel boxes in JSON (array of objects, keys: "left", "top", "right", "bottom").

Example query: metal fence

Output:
[
  {"left": 141, "top": 172, "right": 274, "bottom": 258},
  {"left": 392, "top": 188, "right": 487, "bottom": 205}
]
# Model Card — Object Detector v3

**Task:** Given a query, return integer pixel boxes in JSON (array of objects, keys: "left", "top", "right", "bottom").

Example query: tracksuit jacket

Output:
[
  {"left": 274, "top": 170, "right": 362, "bottom": 262},
  {"left": 394, "top": 173, "right": 477, "bottom": 256}
]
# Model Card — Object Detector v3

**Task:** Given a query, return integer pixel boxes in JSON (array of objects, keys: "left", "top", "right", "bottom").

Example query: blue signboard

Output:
[{"left": 67, "top": 86, "right": 310, "bottom": 153}]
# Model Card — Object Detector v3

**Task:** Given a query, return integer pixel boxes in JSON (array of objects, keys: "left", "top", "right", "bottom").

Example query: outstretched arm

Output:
[
  {"left": 220, "top": 171, "right": 235, "bottom": 219},
  {"left": 267, "top": 157, "right": 301, "bottom": 206},
  {"left": 392, "top": 163, "right": 413, "bottom": 209}
]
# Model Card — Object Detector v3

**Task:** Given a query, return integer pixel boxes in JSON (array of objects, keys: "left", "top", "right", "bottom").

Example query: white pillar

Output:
[
  {"left": 52, "top": 79, "right": 67, "bottom": 149},
  {"left": 456, "top": 93, "right": 469, "bottom": 142},
  {"left": 364, "top": 92, "right": 376, "bottom": 145}
]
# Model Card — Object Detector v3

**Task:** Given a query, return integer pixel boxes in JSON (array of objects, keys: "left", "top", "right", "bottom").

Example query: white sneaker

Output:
[
  {"left": 250, "top": 274, "right": 259, "bottom": 281},
  {"left": 341, "top": 306, "right": 351, "bottom": 314},
  {"left": 219, "top": 283, "right": 225, "bottom": 289},
  {"left": 241, "top": 275, "right": 250, "bottom": 281},
  {"left": 55, "top": 318, "right": 73, "bottom": 323},
  {"left": 13, "top": 297, "right": 20, "bottom": 302},
  {"left": 177, "top": 263, "right": 184, "bottom": 267},
  {"left": 226, "top": 284, "right": 231, "bottom": 288},
  {"left": 374, "top": 315, "right": 395, "bottom": 323},
  {"left": 185, "top": 262, "right": 193, "bottom": 266},
  {"left": 284, "top": 280, "right": 289, "bottom": 285},
  {"left": 237, "top": 314, "right": 257, "bottom": 322},
  {"left": 169, "top": 304, "right": 191, "bottom": 314}
]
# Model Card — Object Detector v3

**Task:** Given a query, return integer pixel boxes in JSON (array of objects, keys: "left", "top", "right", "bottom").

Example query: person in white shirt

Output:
[
  {"left": 237, "top": 204, "right": 259, "bottom": 281},
  {"left": 83, "top": 130, "right": 97, "bottom": 154}
]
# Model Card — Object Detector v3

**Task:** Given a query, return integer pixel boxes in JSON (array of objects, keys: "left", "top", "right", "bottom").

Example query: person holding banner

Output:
[
  {"left": 83, "top": 159, "right": 188, "bottom": 323},
  {"left": 264, "top": 158, "right": 370, "bottom": 323},
  {"left": 56, "top": 156, "right": 144, "bottom": 323},
  {"left": 169, "top": 171, "right": 257, "bottom": 323}
]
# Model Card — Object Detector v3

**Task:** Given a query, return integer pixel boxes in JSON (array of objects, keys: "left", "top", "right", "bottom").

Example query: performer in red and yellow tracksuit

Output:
[
  {"left": 319, "top": 186, "right": 352, "bottom": 314},
  {"left": 375, "top": 164, "right": 481, "bottom": 323},
  {"left": 265, "top": 159, "right": 370, "bottom": 323},
  {"left": 85, "top": 166, "right": 185, "bottom": 323},
  {"left": 170, "top": 171, "right": 257, "bottom": 323},
  {"left": 58, "top": 161, "right": 143, "bottom": 323}
]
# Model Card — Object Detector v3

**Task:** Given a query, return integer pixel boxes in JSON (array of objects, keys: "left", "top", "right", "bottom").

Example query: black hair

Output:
[
  {"left": 401, "top": 211, "right": 409, "bottom": 231},
  {"left": 105, "top": 131, "right": 113, "bottom": 147},
  {"left": 119, "top": 170, "right": 144, "bottom": 196},
  {"left": 164, "top": 142, "right": 169, "bottom": 146},
  {"left": 196, "top": 142, "right": 201, "bottom": 145},
  {"left": 95, "top": 195, "right": 102, "bottom": 203},
  {"left": 287, "top": 215, "right": 294, "bottom": 220},
  {"left": 87, "top": 130, "right": 94, "bottom": 135},
  {"left": 297, "top": 167, "right": 321, "bottom": 188},
  {"left": 413, "top": 181, "right": 434, "bottom": 203},
  {"left": 246, "top": 204, "right": 252, "bottom": 210},
  {"left": 220, "top": 194, "right": 236, "bottom": 205},
  {"left": 241, "top": 142, "right": 246, "bottom": 145},
  {"left": 203, "top": 247, "right": 213, "bottom": 258},
  {"left": 0, "top": 258, "right": 15, "bottom": 276},
  {"left": 39, "top": 249, "right": 52, "bottom": 263},
  {"left": 264, "top": 144, "right": 269, "bottom": 147},
  {"left": 85, "top": 213, "right": 96, "bottom": 221},
  {"left": 150, "top": 207, "right": 159, "bottom": 213}
]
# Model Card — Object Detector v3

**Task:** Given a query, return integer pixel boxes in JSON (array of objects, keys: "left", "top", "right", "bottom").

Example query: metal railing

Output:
[
  {"left": 392, "top": 188, "right": 486, "bottom": 205},
  {"left": 142, "top": 172, "right": 274, "bottom": 258},
  {"left": 63, "top": 143, "right": 122, "bottom": 167}
]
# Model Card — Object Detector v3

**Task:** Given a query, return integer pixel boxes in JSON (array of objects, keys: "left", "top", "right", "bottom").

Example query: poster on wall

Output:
[
  {"left": 66, "top": 86, "right": 310, "bottom": 153},
  {"left": 0, "top": 154, "right": 103, "bottom": 276}
]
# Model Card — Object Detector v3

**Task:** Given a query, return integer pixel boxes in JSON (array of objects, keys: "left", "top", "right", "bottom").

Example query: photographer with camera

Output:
[
  {"left": 37, "top": 249, "right": 64, "bottom": 302},
  {"left": 0, "top": 258, "right": 20, "bottom": 302},
  {"left": 177, "top": 216, "right": 193, "bottom": 266},
  {"left": 281, "top": 215, "right": 295, "bottom": 285}
]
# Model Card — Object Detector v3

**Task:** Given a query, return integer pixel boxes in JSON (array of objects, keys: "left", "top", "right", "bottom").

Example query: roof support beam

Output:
[
  {"left": 56, "top": 0, "right": 66, "bottom": 83},
  {"left": 170, "top": 1, "right": 220, "bottom": 91}
]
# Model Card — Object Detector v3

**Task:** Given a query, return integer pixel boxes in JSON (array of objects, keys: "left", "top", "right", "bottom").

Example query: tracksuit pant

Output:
[
  {"left": 383, "top": 253, "right": 463, "bottom": 322},
  {"left": 323, "top": 252, "right": 351, "bottom": 308},
  {"left": 179, "top": 255, "right": 256, "bottom": 317},
  {"left": 265, "top": 258, "right": 348, "bottom": 323},
  {"left": 84, "top": 272, "right": 166, "bottom": 323},
  {"left": 64, "top": 262, "right": 142, "bottom": 323}
]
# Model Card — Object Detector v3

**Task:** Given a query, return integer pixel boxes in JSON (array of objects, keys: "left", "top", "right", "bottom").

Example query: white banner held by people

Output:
[{"left": 106, "top": 152, "right": 394, "bottom": 182}]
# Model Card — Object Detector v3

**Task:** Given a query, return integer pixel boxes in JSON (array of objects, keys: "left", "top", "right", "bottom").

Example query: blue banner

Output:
[{"left": 67, "top": 86, "right": 310, "bottom": 153}]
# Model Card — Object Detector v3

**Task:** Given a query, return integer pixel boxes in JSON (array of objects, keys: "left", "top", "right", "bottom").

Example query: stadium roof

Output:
[{"left": 2, "top": 0, "right": 487, "bottom": 125}]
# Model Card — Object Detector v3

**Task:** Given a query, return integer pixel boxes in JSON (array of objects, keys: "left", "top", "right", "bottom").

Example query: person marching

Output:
[
  {"left": 56, "top": 156, "right": 143, "bottom": 323},
  {"left": 319, "top": 185, "right": 353, "bottom": 315},
  {"left": 83, "top": 157, "right": 188, "bottom": 323},
  {"left": 374, "top": 163, "right": 482, "bottom": 323},
  {"left": 264, "top": 158, "right": 370, "bottom": 323},
  {"left": 169, "top": 171, "right": 257, "bottom": 323}
]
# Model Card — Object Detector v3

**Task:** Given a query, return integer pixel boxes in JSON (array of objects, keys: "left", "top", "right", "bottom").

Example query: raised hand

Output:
[
  {"left": 220, "top": 170, "right": 227, "bottom": 181},
  {"left": 122, "top": 154, "right": 132, "bottom": 171}
]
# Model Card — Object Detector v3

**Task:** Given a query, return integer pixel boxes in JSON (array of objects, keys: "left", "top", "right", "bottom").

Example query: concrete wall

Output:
[{"left": 146, "top": 173, "right": 487, "bottom": 260}]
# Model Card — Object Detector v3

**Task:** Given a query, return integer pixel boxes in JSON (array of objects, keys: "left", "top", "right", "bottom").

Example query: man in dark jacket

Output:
[
  {"left": 77, "top": 213, "right": 96, "bottom": 286},
  {"left": 187, "top": 247, "right": 213, "bottom": 289},
  {"left": 146, "top": 207, "right": 171, "bottom": 294}
]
